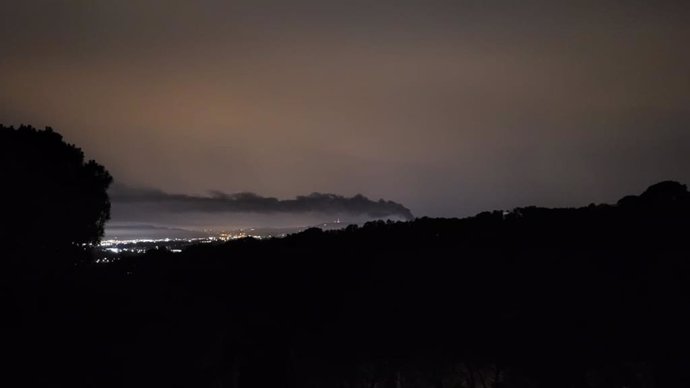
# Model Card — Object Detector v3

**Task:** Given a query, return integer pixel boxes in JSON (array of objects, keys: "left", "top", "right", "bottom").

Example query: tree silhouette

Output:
[
  {"left": 0, "top": 125, "right": 112, "bottom": 250},
  {"left": 4, "top": 176, "right": 690, "bottom": 387}
]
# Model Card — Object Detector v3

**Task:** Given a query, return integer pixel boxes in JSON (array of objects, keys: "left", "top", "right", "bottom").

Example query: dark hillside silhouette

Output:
[
  {"left": 105, "top": 181, "right": 690, "bottom": 388},
  {"left": 0, "top": 125, "right": 112, "bottom": 258},
  {"left": 3, "top": 127, "right": 690, "bottom": 387}
]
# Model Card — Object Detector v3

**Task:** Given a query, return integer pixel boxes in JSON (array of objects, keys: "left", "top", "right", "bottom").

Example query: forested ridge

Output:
[{"left": 4, "top": 180, "right": 690, "bottom": 387}]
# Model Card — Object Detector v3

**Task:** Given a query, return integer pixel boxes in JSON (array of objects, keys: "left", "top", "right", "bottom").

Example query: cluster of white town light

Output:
[
  {"left": 94, "top": 232, "right": 275, "bottom": 264},
  {"left": 94, "top": 257, "right": 118, "bottom": 264},
  {"left": 99, "top": 237, "right": 209, "bottom": 246},
  {"left": 100, "top": 232, "right": 269, "bottom": 247}
]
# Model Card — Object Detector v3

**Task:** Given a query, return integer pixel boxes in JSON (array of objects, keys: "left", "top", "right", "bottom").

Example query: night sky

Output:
[{"left": 2, "top": 1, "right": 689, "bottom": 223}]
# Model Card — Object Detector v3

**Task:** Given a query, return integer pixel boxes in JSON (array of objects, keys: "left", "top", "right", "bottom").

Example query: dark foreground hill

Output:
[{"left": 4, "top": 181, "right": 690, "bottom": 388}]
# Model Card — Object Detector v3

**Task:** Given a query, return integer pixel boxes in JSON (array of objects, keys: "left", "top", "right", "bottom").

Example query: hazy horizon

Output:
[{"left": 3, "top": 1, "right": 690, "bottom": 219}]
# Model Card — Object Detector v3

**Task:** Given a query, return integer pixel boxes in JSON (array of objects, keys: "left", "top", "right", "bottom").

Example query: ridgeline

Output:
[{"left": 4, "top": 180, "right": 690, "bottom": 387}]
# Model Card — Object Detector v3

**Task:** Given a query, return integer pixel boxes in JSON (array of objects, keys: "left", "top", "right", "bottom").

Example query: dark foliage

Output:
[
  {"left": 4, "top": 180, "right": 690, "bottom": 387},
  {"left": 0, "top": 125, "right": 112, "bottom": 254}
]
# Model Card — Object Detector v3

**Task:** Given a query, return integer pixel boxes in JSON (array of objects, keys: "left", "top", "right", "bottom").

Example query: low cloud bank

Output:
[{"left": 110, "top": 185, "right": 414, "bottom": 221}]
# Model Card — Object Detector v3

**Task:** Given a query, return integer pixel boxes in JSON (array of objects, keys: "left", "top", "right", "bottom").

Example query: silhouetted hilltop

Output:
[
  {"left": 4, "top": 181, "right": 690, "bottom": 388},
  {"left": 618, "top": 180, "right": 690, "bottom": 209}
]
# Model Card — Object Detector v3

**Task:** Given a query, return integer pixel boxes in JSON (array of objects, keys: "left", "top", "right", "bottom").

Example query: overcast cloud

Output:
[{"left": 2, "top": 1, "right": 689, "bottom": 219}]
